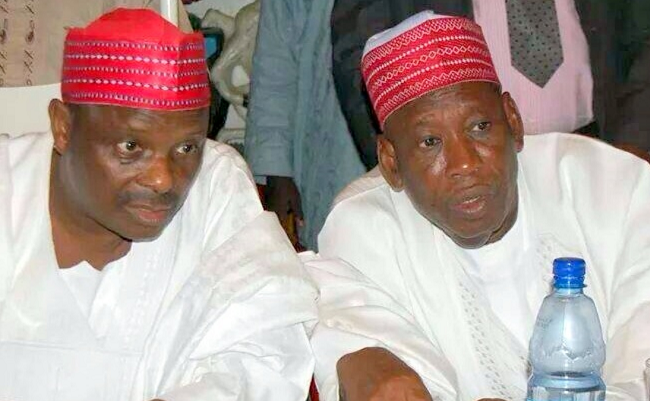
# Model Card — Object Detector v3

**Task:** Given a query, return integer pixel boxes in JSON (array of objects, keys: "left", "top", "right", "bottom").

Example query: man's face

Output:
[
  {"left": 51, "top": 102, "right": 209, "bottom": 241},
  {"left": 379, "top": 82, "right": 524, "bottom": 249}
]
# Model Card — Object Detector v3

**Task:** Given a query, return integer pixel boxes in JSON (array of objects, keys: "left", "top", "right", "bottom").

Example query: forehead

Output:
[
  {"left": 385, "top": 82, "right": 502, "bottom": 129},
  {"left": 72, "top": 105, "right": 209, "bottom": 137}
]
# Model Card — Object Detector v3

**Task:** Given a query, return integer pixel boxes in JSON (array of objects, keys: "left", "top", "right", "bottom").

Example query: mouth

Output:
[
  {"left": 449, "top": 187, "right": 492, "bottom": 218},
  {"left": 453, "top": 195, "right": 487, "bottom": 214},
  {"left": 125, "top": 204, "right": 174, "bottom": 226}
]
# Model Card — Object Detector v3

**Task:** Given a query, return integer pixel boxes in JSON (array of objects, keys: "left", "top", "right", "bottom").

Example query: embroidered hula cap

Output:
[
  {"left": 61, "top": 8, "right": 210, "bottom": 111},
  {"left": 361, "top": 11, "right": 500, "bottom": 128}
]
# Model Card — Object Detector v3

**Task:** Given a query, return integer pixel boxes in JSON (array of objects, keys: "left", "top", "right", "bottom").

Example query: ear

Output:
[
  {"left": 501, "top": 92, "right": 524, "bottom": 152},
  {"left": 377, "top": 135, "right": 404, "bottom": 191},
  {"left": 49, "top": 99, "right": 73, "bottom": 155}
]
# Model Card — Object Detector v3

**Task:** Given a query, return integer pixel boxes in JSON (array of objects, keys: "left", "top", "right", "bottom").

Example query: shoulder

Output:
[
  {"left": 200, "top": 139, "right": 255, "bottom": 182},
  {"left": 318, "top": 165, "right": 414, "bottom": 304},
  {"left": 523, "top": 132, "right": 638, "bottom": 158},
  {"left": 332, "top": 167, "right": 392, "bottom": 208},
  {"left": 328, "top": 167, "right": 397, "bottom": 223},
  {"left": 185, "top": 139, "right": 261, "bottom": 222},
  {"left": 184, "top": 140, "right": 263, "bottom": 251},
  {"left": 5, "top": 132, "right": 53, "bottom": 181},
  {"left": 520, "top": 133, "right": 650, "bottom": 231},
  {"left": 521, "top": 133, "right": 649, "bottom": 185},
  {"left": 6, "top": 131, "right": 52, "bottom": 166},
  {"left": 320, "top": 168, "right": 401, "bottom": 250},
  {"left": 193, "top": 140, "right": 261, "bottom": 202}
]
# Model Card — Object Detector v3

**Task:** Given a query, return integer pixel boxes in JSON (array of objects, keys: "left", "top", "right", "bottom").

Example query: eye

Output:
[
  {"left": 471, "top": 121, "right": 491, "bottom": 132},
  {"left": 116, "top": 140, "right": 142, "bottom": 155},
  {"left": 419, "top": 136, "right": 441, "bottom": 149},
  {"left": 176, "top": 142, "right": 199, "bottom": 155}
]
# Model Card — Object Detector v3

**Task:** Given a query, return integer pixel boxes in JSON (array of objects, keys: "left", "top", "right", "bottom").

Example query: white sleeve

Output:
[
  {"left": 147, "top": 207, "right": 317, "bottom": 400},
  {"left": 244, "top": 0, "right": 300, "bottom": 180},
  {"left": 305, "top": 255, "right": 459, "bottom": 401},
  {"left": 199, "top": 142, "right": 264, "bottom": 254},
  {"left": 160, "top": 325, "right": 314, "bottom": 401},
  {"left": 602, "top": 166, "right": 650, "bottom": 401}
]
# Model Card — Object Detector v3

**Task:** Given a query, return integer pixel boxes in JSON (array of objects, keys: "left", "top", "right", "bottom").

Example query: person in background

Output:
[
  {"left": 0, "top": 8, "right": 316, "bottom": 401},
  {"left": 244, "top": 0, "right": 366, "bottom": 250},
  {"left": 330, "top": 0, "right": 650, "bottom": 169},
  {"left": 307, "top": 11, "right": 650, "bottom": 401}
]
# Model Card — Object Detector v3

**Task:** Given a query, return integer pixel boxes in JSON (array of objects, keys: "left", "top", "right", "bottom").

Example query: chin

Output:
[
  {"left": 448, "top": 222, "right": 497, "bottom": 249},
  {"left": 126, "top": 226, "right": 168, "bottom": 242},
  {"left": 109, "top": 221, "right": 168, "bottom": 242},
  {"left": 449, "top": 233, "right": 491, "bottom": 249}
]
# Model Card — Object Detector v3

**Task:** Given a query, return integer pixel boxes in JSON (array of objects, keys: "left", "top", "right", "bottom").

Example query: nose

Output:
[
  {"left": 138, "top": 156, "right": 174, "bottom": 194},
  {"left": 445, "top": 136, "right": 481, "bottom": 179}
]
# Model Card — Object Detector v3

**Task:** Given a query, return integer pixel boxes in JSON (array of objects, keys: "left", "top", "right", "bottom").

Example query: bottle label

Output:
[{"left": 528, "top": 386, "right": 605, "bottom": 401}]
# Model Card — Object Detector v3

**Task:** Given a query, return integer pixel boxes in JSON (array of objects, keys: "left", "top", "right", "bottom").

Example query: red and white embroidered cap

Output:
[
  {"left": 62, "top": 8, "right": 210, "bottom": 111},
  {"left": 361, "top": 11, "right": 500, "bottom": 128}
]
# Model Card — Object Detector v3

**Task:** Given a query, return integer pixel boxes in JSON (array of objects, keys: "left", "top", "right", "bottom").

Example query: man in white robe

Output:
[
  {"left": 0, "top": 8, "right": 316, "bottom": 401},
  {"left": 306, "top": 11, "right": 650, "bottom": 401}
]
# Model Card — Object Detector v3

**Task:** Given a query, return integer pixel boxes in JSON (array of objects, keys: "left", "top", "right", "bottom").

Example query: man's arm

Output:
[
  {"left": 157, "top": 326, "right": 315, "bottom": 401},
  {"left": 140, "top": 144, "right": 317, "bottom": 401},
  {"left": 307, "top": 184, "right": 461, "bottom": 400},
  {"left": 338, "top": 347, "right": 434, "bottom": 401},
  {"left": 244, "top": 0, "right": 304, "bottom": 238},
  {"left": 305, "top": 256, "right": 458, "bottom": 401},
  {"left": 244, "top": 0, "right": 299, "bottom": 180},
  {"left": 601, "top": 165, "right": 650, "bottom": 400},
  {"left": 152, "top": 213, "right": 318, "bottom": 401}
]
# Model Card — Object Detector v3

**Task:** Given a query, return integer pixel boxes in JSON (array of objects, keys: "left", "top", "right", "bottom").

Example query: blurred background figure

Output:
[{"left": 244, "top": 0, "right": 365, "bottom": 250}]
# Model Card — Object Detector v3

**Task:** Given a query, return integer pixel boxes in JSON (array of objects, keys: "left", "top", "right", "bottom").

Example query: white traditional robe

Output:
[
  {"left": 0, "top": 131, "right": 318, "bottom": 401},
  {"left": 307, "top": 133, "right": 650, "bottom": 401}
]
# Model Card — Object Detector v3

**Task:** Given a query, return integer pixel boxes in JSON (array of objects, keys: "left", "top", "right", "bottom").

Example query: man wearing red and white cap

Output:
[
  {"left": 306, "top": 11, "right": 650, "bottom": 401},
  {"left": 0, "top": 8, "right": 316, "bottom": 401}
]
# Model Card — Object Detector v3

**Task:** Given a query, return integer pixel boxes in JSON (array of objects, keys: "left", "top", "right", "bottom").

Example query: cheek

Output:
[
  {"left": 503, "top": 152, "right": 519, "bottom": 198},
  {"left": 477, "top": 145, "right": 518, "bottom": 215},
  {"left": 172, "top": 156, "right": 202, "bottom": 192},
  {"left": 80, "top": 151, "right": 138, "bottom": 204},
  {"left": 403, "top": 161, "right": 447, "bottom": 214},
  {"left": 478, "top": 142, "right": 514, "bottom": 180}
]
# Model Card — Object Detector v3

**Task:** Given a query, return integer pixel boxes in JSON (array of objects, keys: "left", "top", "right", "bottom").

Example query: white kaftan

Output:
[
  {"left": 0, "top": 131, "right": 317, "bottom": 401},
  {"left": 307, "top": 133, "right": 650, "bottom": 401}
]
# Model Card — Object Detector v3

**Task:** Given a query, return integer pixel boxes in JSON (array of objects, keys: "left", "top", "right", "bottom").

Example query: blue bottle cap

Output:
[{"left": 553, "top": 257, "right": 586, "bottom": 289}]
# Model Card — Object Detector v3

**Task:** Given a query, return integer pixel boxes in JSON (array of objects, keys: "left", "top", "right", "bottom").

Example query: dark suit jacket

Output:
[{"left": 331, "top": 0, "right": 650, "bottom": 168}]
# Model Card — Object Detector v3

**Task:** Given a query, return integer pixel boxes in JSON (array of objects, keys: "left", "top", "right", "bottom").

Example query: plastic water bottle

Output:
[{"left": 527, "top": 258, "right": 606, "bottom": 401}]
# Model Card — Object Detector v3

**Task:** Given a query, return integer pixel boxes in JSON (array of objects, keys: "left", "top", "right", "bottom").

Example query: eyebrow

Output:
[
  {"left": 125, "top": 114, "right": 159, "bottom": 131},
  {"left": 411, "top": 109, "right": 441, "bottom": 125},
  {"left": 180, "top": 132, "right": 207, "bottom": 140}
]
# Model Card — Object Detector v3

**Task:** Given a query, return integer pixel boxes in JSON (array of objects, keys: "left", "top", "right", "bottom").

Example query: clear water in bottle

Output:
[{"left": 527, "top": 258, "right": 606, "bottom": 401}]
